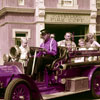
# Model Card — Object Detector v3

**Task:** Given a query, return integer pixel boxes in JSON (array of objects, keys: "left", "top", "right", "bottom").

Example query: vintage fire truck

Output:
[{"left": 1, "top": 46, "right": 100, "bottom": 100}]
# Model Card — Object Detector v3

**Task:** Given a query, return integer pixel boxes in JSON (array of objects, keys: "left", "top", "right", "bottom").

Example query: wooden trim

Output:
[
  {"left": 0, "top": 21, "right": 35, "bottom": 26},
  {"left": 45, "top": 22, "right": 89, "bottom": 25},
  {"left": 12, "top": 29, "right": 31, "bottom": 39},
  {"left": 96, "top": 31, "right": 100, "bottom": 34},
  {"left": 97, "top": 7, "right": 100, "bottom": 10},
  {"left": 67, "top": 61, "right": 100, "bottom": 68},
  {"left": 45, "top": 8, "right": 91, "bottom": 14},
  {"left": 96, "top": 24, "right": 100, "bottom": 26},
  {"left": 0, "top": 7, "right": 35, "bottom": 16},
  {"left": 97, "top": 11, "right": 100, "bottom": 15}
]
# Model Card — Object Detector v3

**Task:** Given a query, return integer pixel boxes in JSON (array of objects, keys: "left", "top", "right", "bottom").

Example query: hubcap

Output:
[
  {"left": 12, "top": 84, "right": 30, "bottom": 100},
  {"left": 93, "top": 76, "right": 100, "bottom": 95}
]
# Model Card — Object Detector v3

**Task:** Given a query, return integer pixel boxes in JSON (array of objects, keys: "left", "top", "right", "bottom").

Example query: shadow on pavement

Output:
[{"left": 50, "top": 91, "right": 100, "bottom": 100}]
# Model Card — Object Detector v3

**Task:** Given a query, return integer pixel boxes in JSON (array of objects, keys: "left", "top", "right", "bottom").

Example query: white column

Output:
[
  {"left": 35, "top": 0, "right": 45, "bottom": 46},
  {"left": 89, "top": 0, "right": 97, "bottom": 34},
  {"left": 90, "top": 0, "right": 96, "bottom": 10},
  {"left": 73, "top": 0, "right": 78, "bottom": 8},
  {"left": 57, "top": 0, "right": 62, "bottom": 7},
  {"left": 35, "top": 23, "right": 45, "bottom": 46}
]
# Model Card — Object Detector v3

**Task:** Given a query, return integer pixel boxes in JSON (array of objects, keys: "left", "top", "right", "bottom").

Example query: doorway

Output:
[{"left": 45, "top": 24, "right": 88, "bottom": 46}]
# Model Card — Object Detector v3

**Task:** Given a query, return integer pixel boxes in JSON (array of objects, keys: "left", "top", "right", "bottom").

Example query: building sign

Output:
[{"left": 45, "top": 13, "right": 90, "bottom": 24}]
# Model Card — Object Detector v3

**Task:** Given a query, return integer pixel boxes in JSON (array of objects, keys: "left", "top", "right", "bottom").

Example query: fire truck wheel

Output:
[
  {"left": 91, "top": 71, "right": 100, "bottom": 98},
  {"left": 4, "top": 78, "right": 32, "bottom": 100}
]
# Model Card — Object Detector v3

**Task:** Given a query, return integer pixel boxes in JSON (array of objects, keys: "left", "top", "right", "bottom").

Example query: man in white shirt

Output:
[{"left": 58, "top": 32, "right": 76, "bottom": 51}]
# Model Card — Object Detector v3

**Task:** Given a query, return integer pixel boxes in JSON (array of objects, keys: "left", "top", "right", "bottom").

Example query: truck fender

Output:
[
  {"left": 7, "top": 74, "right": 43, "bottom": 100},
  {"left": 82, "top": 66, "right": 100, "bottom": 88}
]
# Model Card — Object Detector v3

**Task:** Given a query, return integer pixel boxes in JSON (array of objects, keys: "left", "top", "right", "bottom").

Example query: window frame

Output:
[
  {"left": 57, "top": 0, "right": 78, "bottom": 9},
  {"left": 18, "top": 0, "right": 25, "bottom": 6},
  {"left": 12, "top": 29, "right": 31, "bottom": 46},
  {"left": 62, "top": 0, "right": 73, "bottom": 7}
]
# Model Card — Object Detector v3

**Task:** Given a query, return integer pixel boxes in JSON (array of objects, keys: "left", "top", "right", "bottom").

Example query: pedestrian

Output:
[{"left": 19, "top": 37, "right": 30, "bottom": 71}]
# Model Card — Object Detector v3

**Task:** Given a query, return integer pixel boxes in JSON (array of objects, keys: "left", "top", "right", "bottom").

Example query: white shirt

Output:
[
  {"left": 58, "top": 40, "right": 76, "bottom": 50},
  {"left": 19, "top": 45, "right": 29, "bottom": 60},
  {"left": 91, "top": 41, "right": 100, "bottom": 48}
]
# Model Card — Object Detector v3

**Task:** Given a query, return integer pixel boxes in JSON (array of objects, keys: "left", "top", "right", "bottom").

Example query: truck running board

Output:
[
  {"left": 42, "top": 89, "right": 90, "bottom": 100},
  {"left": 43, "top": 77, "right": 90, "bottom": 100}
]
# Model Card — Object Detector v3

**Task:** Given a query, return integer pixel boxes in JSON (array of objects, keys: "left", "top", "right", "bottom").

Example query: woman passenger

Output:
[
  {"left": 85, "top": 33, "right": 100, "bottom": 49},
  {"left": 85, "top": 33, "right": 100, "bottom": 61}
]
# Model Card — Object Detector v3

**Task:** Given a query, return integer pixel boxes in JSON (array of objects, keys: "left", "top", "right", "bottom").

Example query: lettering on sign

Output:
[{"left": 45, "top": 14, "right": 90, "bottom": 24}]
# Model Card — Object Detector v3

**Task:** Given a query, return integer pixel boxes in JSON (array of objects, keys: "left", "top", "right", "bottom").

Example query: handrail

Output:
[
  {"left": 51, "top": 46, "right": 68, "bottom": 69},
  {"left": 68, "top": 50, "right": 100, "bottom": 58},
  {"left": 66, "top": 61, "right": 100, "bottom": 68}
]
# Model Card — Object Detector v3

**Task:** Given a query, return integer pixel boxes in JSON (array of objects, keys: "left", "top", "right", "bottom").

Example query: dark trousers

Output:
[{"left": 26, "top": 54, "right": 55, "bottom": 76}]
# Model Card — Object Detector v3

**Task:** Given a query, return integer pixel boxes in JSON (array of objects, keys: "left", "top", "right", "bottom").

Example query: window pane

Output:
[
  {"left": 18, "top": 0, "right": 24, "bottom": 5},
  {"left": 15, "top": 38, "right": 21, "bottom": 46},
  {"left": 16, "top": 33, "right": 26, "bottom": 37},
  {"left": 97, "top": 35, "right": 100, "bottom": 44},
  {"left": 15, "top": 33, "right": 26, "bottom": 46},
  {"left": 62, "top": 0, "right": 73, "bottom": 6}
]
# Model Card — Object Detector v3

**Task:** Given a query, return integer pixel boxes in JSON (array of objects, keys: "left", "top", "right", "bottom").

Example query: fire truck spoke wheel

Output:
[
  {"left": 91, "top": 71, "right": 100, "bottom": 98},
  {"left": 4, "top": 78, "right": 32, "bottom": 100}
]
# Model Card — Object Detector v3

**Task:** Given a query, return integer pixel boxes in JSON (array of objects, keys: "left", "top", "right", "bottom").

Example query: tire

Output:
[
  {"left": 4, "top": 78, "right": 32, "bottom": 100},
  {"left": 91, "top": 71, "right": 100, "bottom": 98}
]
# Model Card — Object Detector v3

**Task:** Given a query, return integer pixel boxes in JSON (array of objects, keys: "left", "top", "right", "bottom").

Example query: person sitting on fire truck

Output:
[
  {"left": 85, "top": 33, "right": 100, "bottom": 61},
  {"left": 26, "top": 29, "right": 58, "bottom": 81},
  {"left": 58, "top": 32, "right": 76, "bottom": 51},
  {"left": 74, "top": 38, "right": 86, "bottom": 63},
  {"left": 85, "top": 33, "right": 100, "bottom": 49}
]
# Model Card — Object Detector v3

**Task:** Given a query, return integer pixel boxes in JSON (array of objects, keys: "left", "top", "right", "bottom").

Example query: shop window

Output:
[{"left": 18, "top": 0, "right": 24, "bottom": 5}]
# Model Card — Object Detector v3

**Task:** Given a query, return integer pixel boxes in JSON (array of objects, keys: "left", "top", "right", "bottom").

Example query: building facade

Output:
[
  {"left": 96, "top": 0, "right": 100, "bottom": 41},
  {"left": 0, "top": 0, "right": 99, "bottom": 59}
]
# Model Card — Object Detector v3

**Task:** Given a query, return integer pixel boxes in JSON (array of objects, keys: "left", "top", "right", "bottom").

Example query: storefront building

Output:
[{"left": 0, "top": 0, "right": 98, "bottom": 59}]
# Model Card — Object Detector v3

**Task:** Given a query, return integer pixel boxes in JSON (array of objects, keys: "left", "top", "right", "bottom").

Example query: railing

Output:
[{"left": 67, "top": 49, "right": 100, "bottom": 67}]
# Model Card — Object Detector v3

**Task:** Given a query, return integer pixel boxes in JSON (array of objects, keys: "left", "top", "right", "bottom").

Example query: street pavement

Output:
[
  {"left": 50, "top": 91, "right": 100, "bottom": 100},
  {"left": 1, "top": 92, "right": 100, "bottom": 100}
]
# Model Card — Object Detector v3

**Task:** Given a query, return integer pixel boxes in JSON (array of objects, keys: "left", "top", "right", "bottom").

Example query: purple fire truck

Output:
[{"left": 1, "top": 46, "right": 100, "bottom": 100}]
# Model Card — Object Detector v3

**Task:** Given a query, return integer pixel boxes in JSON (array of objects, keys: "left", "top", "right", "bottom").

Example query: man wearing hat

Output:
[{"left": 26, "top": 29, "right": 58, "bottom": 81}]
